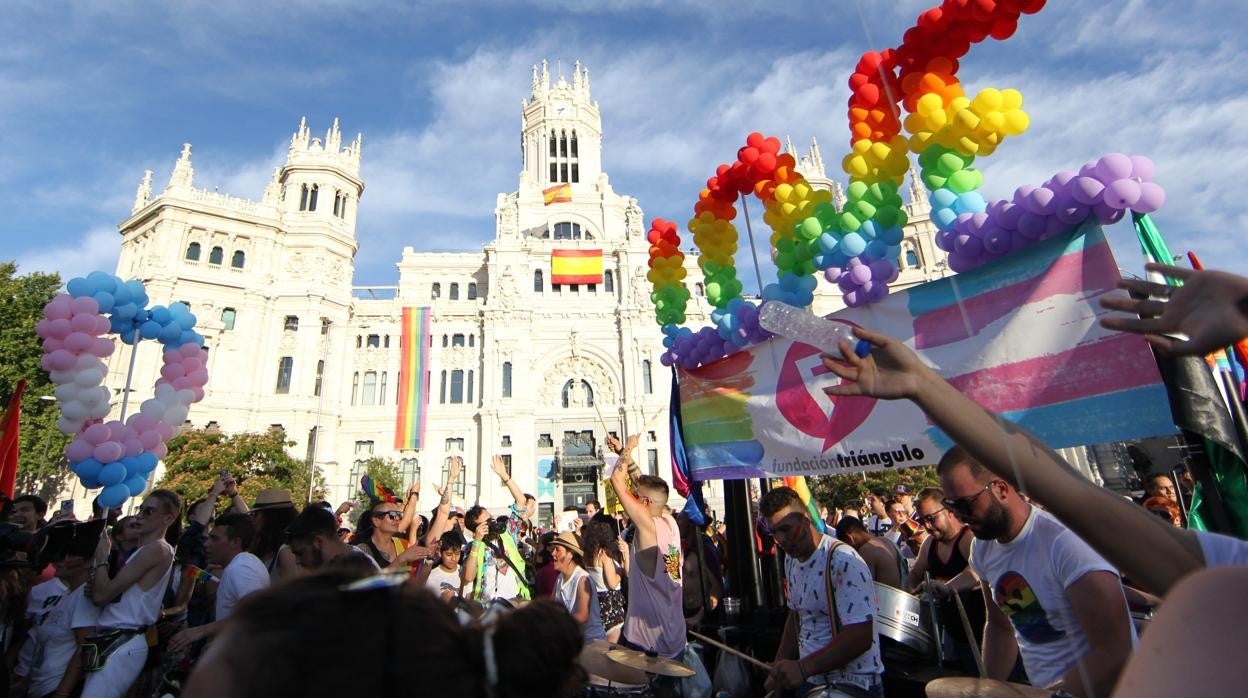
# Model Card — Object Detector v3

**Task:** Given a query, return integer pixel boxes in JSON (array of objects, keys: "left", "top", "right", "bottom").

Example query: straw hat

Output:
[
  {"left": 251, "top": 488, "right": 295, "bottom": 511},
  {"left": 551, "top": 531, "right": 584, "bottom": 557}
]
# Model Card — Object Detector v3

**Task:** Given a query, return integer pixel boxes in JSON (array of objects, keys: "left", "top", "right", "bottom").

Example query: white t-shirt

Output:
[
  {"left": 470, "top": 551, "right": 521, "bottom": 601},
  {"left": 425, "top": 565, "right": 461, "bottom": 598},
  {"left": 21, "top": 580, "right": 90, "bottom": 698},
  {"left": 783, "top": 534, "right": 884, "bottom": 691},
  {"left": 969, "top": 507, "right": 1131, "bottom": 687},
  {"left": 1195, "top": 530, "right": 1248, "bottom": 566},
  {"left": 217, "top": 552, "right": 271, "bottom": 621}
]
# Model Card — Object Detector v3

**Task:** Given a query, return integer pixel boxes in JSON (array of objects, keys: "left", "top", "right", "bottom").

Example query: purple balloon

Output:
[
  {"left": 837, "top": 275, "right": 859, "bottom": 293},
  {"left": 1094, "top": 153, "right": 1133, "bottom": 183},
  {"left": 947, "top": 252, "right": 976, "bottom": 273},
  {"left": 982, "top": 227, "right": 1012, "bottom": 255},
  {"left": 865, "top": 282, "right": 889, "bottom": 303},
  {"left": 1024, "top": 187, "right": 1057, "bottom": 215},
  {"left": 1070, "top": 177, "right": 1105, "bottom": 206},
  {"left": 1078, "top": 161, "right": 1099, "bottom": 179},
  {"left": 1047, "top": 170, "right": 1077, "bottom": 190},
  {"left": 849, "top": 264, "right": 873, "bottom": 285},
  {"left": 1129, "top": 155, "right": 1155, "bottom": 182},
  {"left": 1042, "top": 215, "right": 1069, "bottom": 239},
  {"left": 1016, "top": 211, "right": 1046, "bottom": 239},
  {"left": 824, "top": 267, "right": 843, "bottom": 283},
  {"left": 1092, "top": 201, "right": 1122, "bottom": 224},
  {"left": 954, "top": 233, "right": 983, "bottom": 257},
  {"left": 996, "top": 201, "right": 1023, "bottom": 229},
  {"left": 1103, "top": 179, "right": 1141, "bottom": 209},
  {"left": 1055, "top": 202, "right": 1091, "bottom": 226},
  {"left": 1013, "top": 184, "right": 1038, "bottom": 206},
  {"left": 934, "top": 228, "right": 955, "bottom": 252},
  {"left": 843, "top": 289, "right": 863, "bottom": 307},
  {"left": 1134, "top": 182, "right": 1165, "bottom": 213}
]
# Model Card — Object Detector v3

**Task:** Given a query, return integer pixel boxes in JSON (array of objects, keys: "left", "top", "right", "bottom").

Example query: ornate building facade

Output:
[{"left": 102, "top": 61, "right": 948, "bottom": 517}]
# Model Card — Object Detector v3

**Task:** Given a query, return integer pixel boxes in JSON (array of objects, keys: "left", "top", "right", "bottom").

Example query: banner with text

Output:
[{"left": 678, "top": 224, "right": 1177, "bottom": 480}]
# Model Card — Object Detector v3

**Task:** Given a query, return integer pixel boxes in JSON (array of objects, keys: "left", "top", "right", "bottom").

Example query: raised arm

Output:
[
  {"left": 398, "top": 481, "right": 421, "bottom": 538},
  {"left": 1099, "top": 263, "right": 1248, "bottom": 356},
  {"left": 822, "top": 327, "right": 1204, "bottom": 596},
  {"left": 606, "top": 435, "right": 655, "bottom": 547},
  {"left": 492, "top": 455, "right": 524, "bottom": 510},
  {"left": 91, "top": 538, "right": 169, "bottom": 605},
  {"left": 424, "top": 457, "right": 462, "bottom": 546},
  {"left": 191, "top": 477, "right": 227, "bottom": 526}
]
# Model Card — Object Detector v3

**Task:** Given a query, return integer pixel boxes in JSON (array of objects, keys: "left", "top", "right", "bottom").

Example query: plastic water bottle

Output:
[{"left": 758, "top": 302, "right": 871, "bottom": 358}]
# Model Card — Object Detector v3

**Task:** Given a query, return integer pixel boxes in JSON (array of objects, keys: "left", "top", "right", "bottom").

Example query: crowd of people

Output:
[{"left": 0, "top": 262, "right": 1243, "bottom": 697}]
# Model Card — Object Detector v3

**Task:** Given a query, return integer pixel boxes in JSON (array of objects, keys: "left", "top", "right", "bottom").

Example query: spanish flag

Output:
[
  {"left": 543, "top": 183, "right": 572, "bottom": 205},
  {"left": 551, "top": 249, "right": 603, "bottom": 284}
]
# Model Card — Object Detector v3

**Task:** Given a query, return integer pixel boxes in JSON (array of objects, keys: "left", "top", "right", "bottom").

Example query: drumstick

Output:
[
  {"left": 592, "top": 400, "right": 613, "bottom": 435},
  {"left": 952, "top": 590, "right": 987, "bottom": 678},
  {"left": 687, "top": 629, "right": 772, "bottom": 671}
]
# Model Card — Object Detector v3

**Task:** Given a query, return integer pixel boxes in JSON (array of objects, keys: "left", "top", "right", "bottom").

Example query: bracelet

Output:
[{"left": 501, "top": 477, "right": 511, "bottom": 485}]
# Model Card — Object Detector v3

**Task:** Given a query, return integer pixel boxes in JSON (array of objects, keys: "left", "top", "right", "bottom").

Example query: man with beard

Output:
[
  {"left": 285, "top": 506, "right": 380, "bottom": 573},
  {"left": 818, "top": 328, "right": 1135, "bottom": 697}
]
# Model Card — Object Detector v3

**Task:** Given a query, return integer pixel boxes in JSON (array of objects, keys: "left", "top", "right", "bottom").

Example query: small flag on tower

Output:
[
  {"left": 551, "top": 249, "right": 603, "bottom": 284},
  {"left": 543, "top": 183, "right": 572, "bottom": 205}
]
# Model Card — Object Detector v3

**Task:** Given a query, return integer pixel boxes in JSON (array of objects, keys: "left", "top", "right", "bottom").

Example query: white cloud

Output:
[{"left": 15, "top": 227, "right": 121, "bottom": 283}]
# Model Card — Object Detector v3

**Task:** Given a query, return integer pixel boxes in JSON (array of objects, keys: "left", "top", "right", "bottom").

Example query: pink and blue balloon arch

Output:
[{"left": 37, "top": 271, "right": 209, "bottom": 509}]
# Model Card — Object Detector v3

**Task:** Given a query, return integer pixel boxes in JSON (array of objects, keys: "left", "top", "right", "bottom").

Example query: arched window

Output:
[
  {"left": 534, "top": 270, "right": 544, "bottom": 292},
  {"left": 549, "top": 132, "right": 557, "bottom": 157},
  {"left": 314, "top": 360, "right": 324, "bottom": 397},
  {"left": 467, "top": 370, "right": 474, "bottom": 403},
  {"left": 220, "top": 308, "right": 236, "bottom": 331},
  {"left": 299, "top": 184, "right": 310, "bottom": 211},
  {"left": 208, "top": 246, "right": 224, "bottom": 265},
  {"left": 449, "top": 283, "right": 459, "bottom": 300},
  {"left": 356, "top": 335, "right": 362, "bottom": 348},
  {"left": 400, "top": 458, "right": 420, "bottom": 488},
  {"left": 307, "top": 184, "right": 319, "bottom": 211},
  {"left": 231, "top": 250, "right": 245, "bottom": 269},
  {"left": 452, "top": 334, "right": 465, "bottom": 347},
  {"left": 604, "top": 271, "right": 614, "bottom": 293},
  {"left": 467, "top": 283, "right": 478, "bottom": 300},
  {"left": 185, "top": 242, "right": 201, "bottom": 261},
  {"left": 560, "top": 131, "right": 568, "bottom": 157},
  {"left": 552, "top": 222, "right": 582, "bottom": 240},
  {"left": 642, "top": 359, "right": 653, "bottom": 394},
  {"left": 362, "top": 371, "right": 377, "bottom": 406},
  {"left": 439, "top": 370, "right": 448, "bottom": 403},
  {"left": 384, "top": 335, "right": 390, "bottom": 348},
  {"left": 695, "top": 282, "right": 705, "bottom": 297},
  {"left": 561, "top": 379, "right": 594, "bottom": 408},
  {"left": 450, "top": 370, "right": 465, "bottom": 403},
  {"left": 275, "top": 357, "right": 293, "bottom": 394},
  {"left": 431, "top": 283, "right": 441, "bottom": 300},
  {"left": 442, "top": 334, "right": 449, "bottom": 348},
  {"left": 379, "top": 371, "right": 387, "bottom": 404},
  {"left": 905, "top": 249, "right": 919, "bottom": 268},
  {"left": 468, "top": 335, "right": 475, "bottom": 347},
  {"left": 502, "top": 362, "right": 513, "bottom": 398},
  {"left": 333, "top": 191, "right": 347, "bottom": 219},
  {"left": 570, "top": 131, "right": 578, "bottom": 157},
  {"left": 351, "top": 372, "right": 359, "bottom": 405}
]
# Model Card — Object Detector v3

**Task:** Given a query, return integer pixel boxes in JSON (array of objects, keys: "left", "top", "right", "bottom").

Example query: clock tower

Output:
[{"left": 519, "top": 60, "right": 604, "bottom": 198}]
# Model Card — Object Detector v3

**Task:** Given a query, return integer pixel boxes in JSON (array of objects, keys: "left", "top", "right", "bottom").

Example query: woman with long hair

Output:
[
  {"left": 352, "top": 499, "right": 432, "bottom": 573},
  {"left": 246, "top": 489, "right": 299, "bottom": 582},
  {"left": 580, "top": 517, "right": 626, "bottom": 642}
]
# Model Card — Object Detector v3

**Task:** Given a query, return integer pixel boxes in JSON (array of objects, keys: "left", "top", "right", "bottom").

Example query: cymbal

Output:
[
  {"left": 580, "top": 640, "right": 649, "bottom": 685},
  {"left": 924, "top": 677, "right": 1049, "bottom": 698},
  {"left": 606, "top": 648, "right": 696, "bottom": 678}
]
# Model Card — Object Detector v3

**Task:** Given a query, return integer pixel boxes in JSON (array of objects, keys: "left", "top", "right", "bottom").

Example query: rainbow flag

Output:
[
  {"left": 185, "top": 564, "right": 218, "bottom": 585},
  {"left": 782, "top": 476, "right": 826, "bottom": 534},
  {"left": 362, "top": 474, "right": 397, "bottom": 504},
  {"left": 393, "top": 307, "right": 431, "bottom": 451},
  {"left": 543, "top": 183, "right": 572, "bottom": 205},
  {"left": 551, "top": 249, "right": 603, "bottom": 284}
]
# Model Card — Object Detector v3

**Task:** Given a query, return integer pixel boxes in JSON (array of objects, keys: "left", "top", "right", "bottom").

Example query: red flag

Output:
[{"left": 0, "top": 380, "right": 26, "bottom": 498}]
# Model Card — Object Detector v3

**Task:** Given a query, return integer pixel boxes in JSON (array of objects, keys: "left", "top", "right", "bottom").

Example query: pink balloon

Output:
[
  {"left": 192, "top": 387, "right": 205, "bottom": 402},
  {"left": 139, "top": 430, "right": 162, "bottom": 450},
  {"left": 91, "top": 338, "right": 115, "bottom": 358},
  {"left": 64, "top": 332, "right": 93, "bottom": 353},
  {"left": 162, "top": 350, "right": 182, "bottom": 364},
  {"left": 161, "top": 364, "right": 184, "bottom": 381},
  {"left": 180, "top": 343, "right": 201, "bottom": 358},
  {"left": 46, "top": 318, "right": 72, "bottom": 341},
  {"left": 93, "top": 316, "right": 113, "bottom": 335},
  {"left": 128, "top": 414, "right": 156, "bottom": 433},
  {"left": 188, "top": 370, "right": 208, "bottom": 387},
  {"left": 155, "top": 422, "right": 175, "bottom": 441},
  {"left": 35, "top": 319, "right": 51, "bottom": 338},
  {"left": 152, "top": 443, "right": 168, "bottom": 459},
  {"left": 66, "top": 439, "right": 95, "bottom": 462},
  {"left": 69, "top": 296, "right": 99, "bottom": 316},
  {"left": 93, "top": 441, "right": 124, "bottom": 464},
  {"left": 47, "top": 349, "right": 77, "bottom": 372},
  {"left": 42, "top": 338, "right": 64, "bottom": 353},
  {"left": 70, "top": 313, "right": 97, "bottom": 334},
  {"left": 124, "top": 438, "right": 143, "bottom": 457}
]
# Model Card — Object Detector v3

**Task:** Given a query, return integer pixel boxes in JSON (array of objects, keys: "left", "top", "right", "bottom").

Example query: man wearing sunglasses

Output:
[
  {"left": 820, "top": 327, "right": 1135, "bottom": 697},
  {"left": 761, "top": 487, "right": 883, "bottom": 697}
]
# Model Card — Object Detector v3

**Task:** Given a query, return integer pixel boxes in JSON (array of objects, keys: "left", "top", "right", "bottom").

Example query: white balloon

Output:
[
  {"left": 54, "top": 384, "right": 79, "bottom": 401},
  {"left": 49, "top": 370, "right": 73, "bottom": 384},
  {"left": 73, "top": 370, "right": 100, "bottom": 388},
  {"left": 89, "top": 402, "right": 111, "bottom": 419},
  {"left": 139, "top": 399, "right": 163, "bottom": 418},
  {"left": 166, "top": 405, "right": 189, "bottom": 425},
  {"left": 60, "top": 401, "right": 88, "bottom": 421},
  {"left": 57, "top": 416, "right": 80, "bottom": 434},
  {"left": 74, "top": 354, "right": 101, "bottom": 372},
  {"left": 175, "top": 389, "right": 195, "bottom": 404}
]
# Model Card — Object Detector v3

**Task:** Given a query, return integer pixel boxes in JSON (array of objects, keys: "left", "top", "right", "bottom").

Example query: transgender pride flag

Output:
[{"left": 678, "top": 223, "right": 1177, "bottom": 480}]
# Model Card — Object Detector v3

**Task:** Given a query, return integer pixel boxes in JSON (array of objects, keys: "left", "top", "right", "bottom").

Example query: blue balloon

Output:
[
  {"left": 87, "top": 271, "right": 117, "bottom": 294},
  {"left": 134, "top": 452, "right": 158, "bottom": 473},
  {"left": 865, "top": 240, "right": 888, "bottom": 260},
  {"left": 840, "top": 232, "right": 868, "bottom": 257},
  {"left": 73, "top": 458, "right": 103, "bottom": 479},
  {"left": 119, "top": 329, "right": 138, "bottom": 345},
  {"left": 879, "top": 226, "right": 904, "bottom": 245},
  {"left": 817, "top": 232, "right": 839, "bottom": 254},
  {"left": 178, "top": 330, "right": 199, "bottom": 346},
  {"left": 80, "top": 474, "right": 102, "bottom": 490},
  {"left": 158, "top": 324, "right": 181, "bottom": 344},
  {"left": 931, "top": 188, "right": 959, "bottom": 209},
  {"left": 114, "top": 302, "right": 138, "bottom": 320},
  {"left": 140, "top": 320, "right": 162, "bottom": 339},
  {"left": 113, "top": 284, "right": 132, "bottom": 305},
  {"left": 959, "top": 191, "right": 987, "bottom": 213},
  {"left": 859, "top": 220, "right": 879, "bottom": 240},
  {"left": 99, "top": 462, "right": 128, "bottom": 487},
  {"left": 124, "top": 475, "right": 148, "bottom": 498},
  {"left": 150, "top": 306, "right": 172, "bottom": 325},
  {"left": 125, "top": 280, "right": 148, "bottom": 308},
  {"left": 93, "top": 291, "right": 115, "bottom": 313},
  {"left": 66, "top": 277, "right": 92, "bottom": 297},
  {"left": 933, "top": 208, "right": 959, "bottom": 230},
  {"left": 97, "top": 484, "right": 130, "bottom": 509}
]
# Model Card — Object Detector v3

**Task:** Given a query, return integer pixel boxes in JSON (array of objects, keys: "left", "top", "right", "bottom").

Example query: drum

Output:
[
  {"left": 873, "top": 582, "right": 935, "bottom": 658},
  {"left": 584, "top": 675, "right": 653, "bottom": 697}
]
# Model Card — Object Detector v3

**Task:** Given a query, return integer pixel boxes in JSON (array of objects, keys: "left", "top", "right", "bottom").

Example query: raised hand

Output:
[
  {"left": 1100, "top": 263, "right": 1248, "bottom": 356},
  {"left": 491, "top": 454, "right": 508, "bottom": 478},
  {"left": 820, "top": 327, "right": 930, "bottom": 401}
]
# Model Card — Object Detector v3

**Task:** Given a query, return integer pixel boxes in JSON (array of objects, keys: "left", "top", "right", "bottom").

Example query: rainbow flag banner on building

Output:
[
  {"left": 551, "top": 249, "right": 603, "bottom": 284},
  {"left": 543, "top": 183, "right": 572, "bottom": 205},
  {"left": 394, "top": 307, "right": 431, "bottom": 451},
  {"left": 678, "top": 224, "right": 1177, "bottom": 480}
]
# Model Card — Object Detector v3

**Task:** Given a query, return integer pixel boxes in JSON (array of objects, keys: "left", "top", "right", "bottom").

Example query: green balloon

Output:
[
  {"left": 875, "top": 205, "right": 901, "bottom": 229},
  {"left": 839, "top": 211, "right": 862, "bottom": 231},
  {"left": 798, "top": 216, "right": 823, "bottom": 240},
  {"left": 923, "top": 172, "right": 947, "bottom": 190},
  {"left": 947, "top": 168, "right": 981, "bottom": 194},
  {"left": 847, "top": 181, "right": 869, "bottom": 199},
  {"left": 854, "top": 200, "right": 877, "bottom": 220}
]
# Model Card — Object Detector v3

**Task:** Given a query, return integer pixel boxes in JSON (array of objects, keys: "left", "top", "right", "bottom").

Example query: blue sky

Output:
[{"left": 7, "top": 0, "right": 1247, "bottom": 289}]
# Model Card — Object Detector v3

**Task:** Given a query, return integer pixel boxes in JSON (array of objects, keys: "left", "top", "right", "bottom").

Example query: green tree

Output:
[
  {"left": 809, "top": 466, "right": 941, "bottom": 511},
  {"left": 0, "top": 262, "right": 71, "bottom": 501},
  {"left": 158, "top": 427, "right": 325, "bottom": 512}
]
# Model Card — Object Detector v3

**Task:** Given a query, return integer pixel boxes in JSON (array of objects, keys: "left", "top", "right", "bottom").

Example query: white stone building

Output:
[{"left": 99, "top": 61, "right": 948, "bottom": 519}]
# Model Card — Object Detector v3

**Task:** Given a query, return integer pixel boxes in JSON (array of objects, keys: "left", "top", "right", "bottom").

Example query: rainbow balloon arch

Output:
[{"left": 647, "top": 0, "right": 1165, "bottom": 370}]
